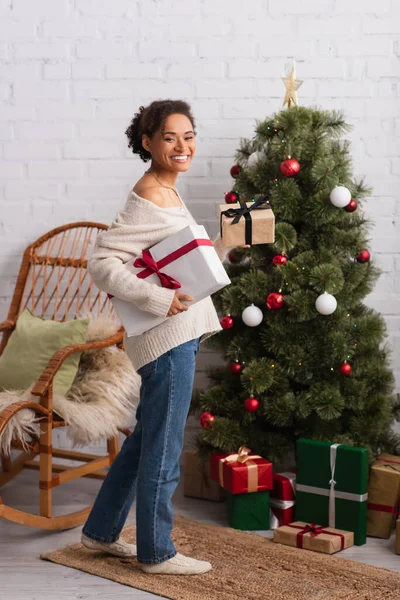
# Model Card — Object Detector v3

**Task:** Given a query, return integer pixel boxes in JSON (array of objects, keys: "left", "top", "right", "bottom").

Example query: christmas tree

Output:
[{"left": 190, "top": 70, "right": 399, "bottom": 463}]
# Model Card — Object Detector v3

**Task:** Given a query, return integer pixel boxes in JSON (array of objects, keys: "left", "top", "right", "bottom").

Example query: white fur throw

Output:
[{"left": 0, "top": 315, "right": 141, "bottom": 455}]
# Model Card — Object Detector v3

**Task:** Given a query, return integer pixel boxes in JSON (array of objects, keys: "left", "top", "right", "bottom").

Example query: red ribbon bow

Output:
[
  {"left": 133, "top": 249, "right": 181, "bottom": 289},
  {"left": 288, "top": 522, "right": 345, "bottom": 550}
]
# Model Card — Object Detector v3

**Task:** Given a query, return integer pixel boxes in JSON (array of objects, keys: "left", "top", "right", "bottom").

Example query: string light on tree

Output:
[
  {"left": 242, "top": 304, "right": 264, "bottom": 327},
  {"left": 315, "top": 292, "right": 337, "bottom": 315},
  {"left": 329, "top": 186, "right": 352, "bottom": 208},
  {"left": 225, "top": 190, "right": 240, "bottom": 204},
  {"left": 200, "top": 411, "right": 215, "bottom": 429}
]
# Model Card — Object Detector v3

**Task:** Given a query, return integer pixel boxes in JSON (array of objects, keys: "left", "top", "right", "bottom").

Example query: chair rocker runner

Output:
[{"left": 0, "top": 222, "right": 132, "bottom": 530}]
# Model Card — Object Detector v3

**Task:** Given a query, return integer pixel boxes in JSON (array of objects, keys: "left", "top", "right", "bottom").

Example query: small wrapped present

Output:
[
  {"left": 226, "top": 490, "right": 270, "bottom": 530},
  {"left": 183, "top": 450, "right": 225, "bottom": 502},
  {"left": 270, "top": 472, "right": 296, "bottom": 529},
  {"left": 295, "top": 438, "right": 369, "bottom": 546},
  {"left": 396, "top": 518, "right": 400, "bottom": 555},
  {"left": 219, "top": 197, "right": 275, "bottom": 247},
  {"left": 209, "top": 446, "right": 273, "bottom": 494},
  {"left": 273, "top": 521, "right": 354, "bottom": 554},
  {"left": 367, "top": 453, "right": 400, "bottom": 539},
  {"left": 109, "top": 224, "right": 231, "bottom": 336}
]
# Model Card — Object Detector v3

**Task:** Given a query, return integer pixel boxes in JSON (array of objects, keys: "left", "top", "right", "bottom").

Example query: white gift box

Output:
[{"left": 109, "top": 224, "right": 231, "bottom": 336}]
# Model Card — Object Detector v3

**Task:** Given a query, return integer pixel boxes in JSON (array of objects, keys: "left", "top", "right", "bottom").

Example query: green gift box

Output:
[
  {"left": 295, "top": 439, "right": 368, "bottom": 546},
  {"left": 226, "top": 490, "right": 270, "bottom": 530}
]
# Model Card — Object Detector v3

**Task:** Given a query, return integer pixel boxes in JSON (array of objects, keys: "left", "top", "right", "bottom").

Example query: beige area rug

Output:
[{"left": 40, "top": 515, "right": 400, "bottom": 600}]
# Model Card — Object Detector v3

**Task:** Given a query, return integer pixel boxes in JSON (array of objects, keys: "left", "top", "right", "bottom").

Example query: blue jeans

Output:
[{"left": 82, "top": 337, "right": 201, "bottom": 565}]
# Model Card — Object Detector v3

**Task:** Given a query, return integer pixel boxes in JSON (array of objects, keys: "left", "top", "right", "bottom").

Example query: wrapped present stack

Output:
[
  {"left": 274, "top": 521, "right": 354, "bottom": 555},
  {"left": 367, "top": 453, "right": 400, "bottom": 539},
  {"left": 219, "top": 196, "right": 275, "bottom": 247},
  {"left": 209, "top": 446, "right": 273, "bottom": 530},
  {"left": 295, "top": 439, "right": 369, "bottom": 546},
  {"left": 183, "top": 450, "right": 225, "bottom": 502},
  {"left": 270, "top": 472, "right": 296, "bottom": 529}
]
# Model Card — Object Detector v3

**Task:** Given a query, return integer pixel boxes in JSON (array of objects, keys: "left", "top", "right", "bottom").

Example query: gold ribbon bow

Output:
[{"left": 219, "top": 446, "right": 262, "bottom": 492}]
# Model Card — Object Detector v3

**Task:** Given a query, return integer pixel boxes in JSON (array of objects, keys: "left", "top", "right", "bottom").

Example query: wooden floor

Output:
[{"left": 1, "top": 467, "right": 399, "bottom": 599}]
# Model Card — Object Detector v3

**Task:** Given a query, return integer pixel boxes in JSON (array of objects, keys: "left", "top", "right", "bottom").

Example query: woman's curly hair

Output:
[{"left": 125, "top": 99, "right": 196, "bottom": 163}]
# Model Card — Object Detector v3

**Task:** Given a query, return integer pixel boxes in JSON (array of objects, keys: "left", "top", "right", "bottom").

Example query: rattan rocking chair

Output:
[{"left": 0, "top": 222, "right": 132, "bottom": 530}]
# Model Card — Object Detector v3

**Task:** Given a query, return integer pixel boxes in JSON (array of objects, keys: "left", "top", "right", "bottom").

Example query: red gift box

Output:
[
  {"left": 270, "top": 472, "right": 296, "bottom": 528},
  {"left": 209, "top": 446, "right": 273, "bottom": 494}
]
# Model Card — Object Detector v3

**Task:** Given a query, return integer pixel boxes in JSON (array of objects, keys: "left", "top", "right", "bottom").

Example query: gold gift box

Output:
[
  {"left": 219, "top": 201, "right": 275, "bottom": 247},
  {"left": 367, "top": 453, "right": 400, "bottom": 539},
  {"left": 273, "top": 521, "right": 354, "bottom": 555},
  {"left": 183, "top": 450, "right": 225, "bottom": 502}
]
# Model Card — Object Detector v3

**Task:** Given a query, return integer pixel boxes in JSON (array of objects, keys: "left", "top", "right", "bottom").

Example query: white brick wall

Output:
[{"left": 1, "top": 0, "right": 400, "bottom": 399}]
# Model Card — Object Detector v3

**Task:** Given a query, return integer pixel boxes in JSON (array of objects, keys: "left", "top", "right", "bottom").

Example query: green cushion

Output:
[{"left": 0, "top": 309, "right": 90, "bottom": 395}]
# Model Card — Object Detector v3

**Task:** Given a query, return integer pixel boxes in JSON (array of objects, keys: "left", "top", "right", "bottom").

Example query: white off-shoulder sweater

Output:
[{"left": 88, "top": 189, "right": 230, "bottom": 371}]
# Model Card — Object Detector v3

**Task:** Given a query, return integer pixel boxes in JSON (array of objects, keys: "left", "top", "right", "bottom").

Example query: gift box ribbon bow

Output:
[
  {"left": 220, "top": 196, "right": 271, "bottom": 245},
  {"left": 288, "top": 522, "right": 345, "bottom": 550},
  {"left": 107, "top": 238, "right": 213, "bottom": 297},
  {"left": 219, "top": 445, "right": 262, "bottom": 492}
]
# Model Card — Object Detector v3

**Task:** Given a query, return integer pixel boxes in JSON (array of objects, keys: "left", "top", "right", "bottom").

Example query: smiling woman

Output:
[
  {"left": 125, "top": 100, "right": 197, "bottom": 208},
  {"left": 81, "top": 99, "right": 230, "bottom": 575}
]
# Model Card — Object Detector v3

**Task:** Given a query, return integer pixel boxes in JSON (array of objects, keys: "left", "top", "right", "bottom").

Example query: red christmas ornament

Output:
[
  {"left": 230, "top": 164, "right": 241, "bottom": 179},
  {"left": 225, "top": 190, "right": 240, "bottom": 204},
  {"left": 244, "top": 396, "right": 260, "bottom": 412},
  {"left": 272, "top": 254, "right": 288, "bottom": 266},
  {"left": 344, "top": 198, "right": 358, "bottom": 213},
  {"left": 280, "top": 158, "right": 300, "bottom": 177},
  {"left": 229, "top": 361, "right": 243, "bottom": 374},
  {"left": 338, "top": 362, "right": 352, "bottom": 376},
  {"left": 356, "top": 249, "right": 370, "bottom": 263},
  {"left": 221, "top": 315, "right": 234, "bottom": 329},
  {"left": 200, "top": 411, "right": 215, "bottom": 429},
  {"left": 228, "top": 249, "right": 241, "bottom": 264},
  {"left": 266, "top": 292, "right": 284, "bottom": 310}
]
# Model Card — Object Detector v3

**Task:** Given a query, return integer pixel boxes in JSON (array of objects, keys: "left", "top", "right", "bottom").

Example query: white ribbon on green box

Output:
[{"left": 296, "top": 443, "right": 368, "bottom": 528}]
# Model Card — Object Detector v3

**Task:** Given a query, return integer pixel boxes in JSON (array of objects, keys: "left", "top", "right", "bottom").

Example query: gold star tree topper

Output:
[{"left": 282, "top": 64, "right": 303, "bottom": 108}]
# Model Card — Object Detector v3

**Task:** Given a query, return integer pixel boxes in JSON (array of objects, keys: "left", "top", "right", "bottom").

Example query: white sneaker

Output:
[
  {"left": 81, "top": 533, "right": 137, "bottom": 557},
  {"left": 140, "top": 552, "right": 212, "bottom": 575}
]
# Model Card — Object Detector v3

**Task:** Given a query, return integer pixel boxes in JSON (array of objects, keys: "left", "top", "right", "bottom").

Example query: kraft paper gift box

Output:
[
  {"left": 226, "top": 490, "right": 270, "bottom": 530},
  {"left": 270, "top": 472, "right": 296, "bottom": 529},
  {"left": 109, "top": 224, "right": 231, "bottom": 336},
  {"left": 183, "top": 450, "right": 225, "bottom": 502},
  {"left": 367, "top": 453, "right": 400, "bottom": 538},
  {"left": 219, "top": 197, "right": 275, "bottom": 247},
  {"left": 209, "top": 446, "right": 273, "bottom": 494},
  {"left": 273, "top": 521, "right": 354, "bottom": 555},
  {"left": 295, "top": 438, "right": 369, "bottom": 546}
]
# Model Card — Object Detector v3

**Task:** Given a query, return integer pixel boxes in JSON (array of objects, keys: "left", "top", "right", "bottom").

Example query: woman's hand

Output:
[{"left": 167, "top": 291, "right": 194, "bottom": 317}]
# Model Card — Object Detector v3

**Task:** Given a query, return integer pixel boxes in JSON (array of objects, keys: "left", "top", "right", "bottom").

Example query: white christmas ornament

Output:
[
  {"left": 247, "top": 151, "right": 264, "bottom": 168},
  {"left": 329, "top": 186, "right": 351, "bottom": 208},
  {"left": 315, "top": 292, "right": 337, "bottom": 315},
  {"left": 242, "top": 304, "right": 263, "bottom": 327}
]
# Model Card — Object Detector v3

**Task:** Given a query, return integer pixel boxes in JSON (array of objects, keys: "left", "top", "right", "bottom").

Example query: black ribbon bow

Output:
[{"left": 220, "top": 195, "right": 271, "bottom": 245}]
